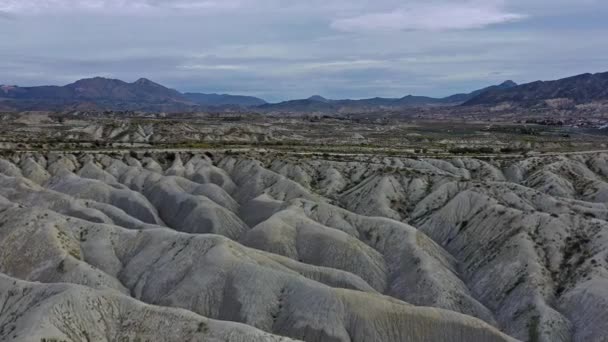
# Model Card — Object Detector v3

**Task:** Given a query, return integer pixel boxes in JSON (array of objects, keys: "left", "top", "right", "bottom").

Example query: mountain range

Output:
[
  {"left": 258, "top": 80, "right": 518, "bottom": 112},
  {"left": 183, "top": 92, "right": 267, "bottom": 107},
  {"left": 1, "top": 71, "right": 608, "bottom": 112},
  {"left": 0, "top": 77, "right": 266, "bottom": 112},
  {"left": 463, "top": 71, "right": 608, "bottom": 106}
]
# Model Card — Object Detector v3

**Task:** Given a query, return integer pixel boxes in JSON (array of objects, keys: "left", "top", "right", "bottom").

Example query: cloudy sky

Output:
[{"left": 1, "top": 0, "right": 607, "bottom": 101}]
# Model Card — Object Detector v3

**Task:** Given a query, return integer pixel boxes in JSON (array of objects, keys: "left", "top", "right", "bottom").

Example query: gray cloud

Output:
[
  {"left": 1, "top": 1, "right": 607, "bottom": 101},
  {"left": 0, "top": 0, "right": 240, "bottom": 13},
  {"left": 0, "top": 10, "right": 14, "bottom": 19},
  {"left": 331, "top": 1, "right": 525, "bottom": 32}
]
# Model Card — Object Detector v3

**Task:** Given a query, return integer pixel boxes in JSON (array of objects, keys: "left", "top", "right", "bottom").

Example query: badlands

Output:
[{"left": 0, "top": 148, "right": 607, "bottom": 342}]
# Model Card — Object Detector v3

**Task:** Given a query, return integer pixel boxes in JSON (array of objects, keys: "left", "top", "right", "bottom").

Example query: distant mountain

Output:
[
  {"left": 183, "top": 92, "right": 266, "bottom": 107},
  {"left": 463, "top": 72, "right": 608, "bottom": 106},
  {"left": 6, "top": 72, "right": 608, "bottom": 113},
  {"left": 441, "top": 80, "right": 517, "bottom": 104},
  {"left": 258, "top": 81, "right": 518, "bottom": 113},
  {"left": 0, "top": 77, "right": 267, "bottom": 112},
  {"left": 255, "top": 95, "right": 337, "bottom": 112},
  {"left": 3, "top": 77, "right": 185, "bottom": 102},
  {"left": 257, "top": 98, "right": 342, "bottom": 112},
  {"left": 307, "top": 95, "right": 330, "bottom": 103}
]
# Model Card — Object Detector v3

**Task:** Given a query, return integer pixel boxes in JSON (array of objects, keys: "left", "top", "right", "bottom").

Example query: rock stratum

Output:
[{"left": 1, "top": 150, "right": 608, "bottom": 341}]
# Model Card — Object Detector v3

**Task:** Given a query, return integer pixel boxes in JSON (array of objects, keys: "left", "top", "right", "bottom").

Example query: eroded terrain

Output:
[{"left": 0, "top": 149, "right": 607, "bottom": 341}]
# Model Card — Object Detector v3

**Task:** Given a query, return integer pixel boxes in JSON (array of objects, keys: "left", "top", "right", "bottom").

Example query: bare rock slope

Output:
[{"left": 1, "top": 150, "right": 608, "bottom": 341}]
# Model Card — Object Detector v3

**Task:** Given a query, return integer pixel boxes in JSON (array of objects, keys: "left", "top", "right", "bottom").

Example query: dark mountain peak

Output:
[
  {"left": 307, "top": 95, "right": 329, "bottom": 102},
  {"left": 400, "top": 94, "right": 433, "bottom": 100},
  {"left": 69, "top": 77, "right": 166, "bottom": 90},
  {"left": 500, "top": 80, "right": 517, "bottom": 87},
  {"left": 74, "top": 76, "right": 121, "bottom": 83},
  {"left": 133, "top": 78, "right": 163, "bottom": 87},
  {"left": 463, "top": 71, "right": 608, "bottom": 106},
  {"left": 0, "top": 76, "right": 269, "bottom": 111},
  {"left": 134, "top": 77, "right": 153, "bottom": 84},
  {"left": 34, "top": 76, "right": 185, "bottom": 104},
  {"left": 69, "top": 77, "right": 126, "bottom": 89}
]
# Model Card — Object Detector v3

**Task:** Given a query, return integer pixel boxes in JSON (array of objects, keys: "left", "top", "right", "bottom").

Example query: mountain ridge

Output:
[
  {"left": 0, "top": 76, "right": 519, "bottom": 112},
  {"left": 183, "top": 92, "right": 267, "bottom": 107},
  {"left": 3, "top": 71, "right": 608, "bottom": 112},
  {"left": 258, "top": 80, "right": 518, "bottom": 112},
  {"left": 464, "top": 72, "right": 608, "bottom": 106},
  {"left": 0, "top": 77, "right": 266, "bottom": 111}
]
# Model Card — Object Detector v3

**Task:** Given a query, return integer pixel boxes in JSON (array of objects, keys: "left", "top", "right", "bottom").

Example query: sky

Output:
[{"left": 1, "top": 0, "right": 607, "bottom": 102}]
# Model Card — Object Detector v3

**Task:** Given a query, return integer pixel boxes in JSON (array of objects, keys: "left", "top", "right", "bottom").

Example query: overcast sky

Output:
[{"left": 1, "top": 0, "right": 607, "bottom": 102}]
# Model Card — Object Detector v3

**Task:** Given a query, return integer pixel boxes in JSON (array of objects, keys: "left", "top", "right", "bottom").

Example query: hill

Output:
[
  {"left": 8, "top": 71, "right": 608, "bottom": 113},
  {"left": 258, "top": 81, "right": 518, "bottom": 113},
  {"left": 183, "top": 92, "right": 266, "bottom": 106},
  {"left": 464, "top": 72, "right": 608, "bottom": 106},
  {"left": 0, "top": 77, "right": 266, "bottom": 112},
  {"left": 2, "top": 149, "right": 608, "bottom": 341},
  {"left": 441, "top": 80, "right": 517, "bottom": 103},
  {"left": 3, "top": 77, "right": 185, "bottom": 102}
]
